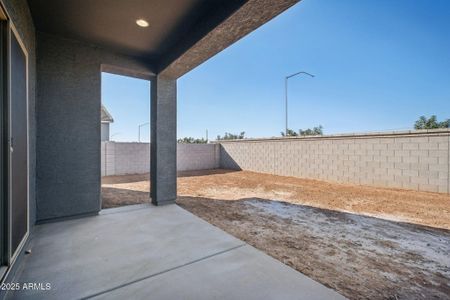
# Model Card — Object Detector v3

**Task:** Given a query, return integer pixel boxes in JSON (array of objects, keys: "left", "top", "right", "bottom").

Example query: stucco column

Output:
[{"left": 150, "top": 76, "right": 177, "bottom": 205}]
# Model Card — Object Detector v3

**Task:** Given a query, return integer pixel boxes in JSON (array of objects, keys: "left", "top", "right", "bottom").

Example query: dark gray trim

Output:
[
  {"left": 160, "top": 0, "right": 300, "bottom": 78},
  {"left": 101, "top": 64, "right": 154, "bottom": 81},
  {"left": 157, "top": 0, "right": 246, "bottom": 74},
  {"left": 0, "top": 16, "right": 7, "bottom": 271}
]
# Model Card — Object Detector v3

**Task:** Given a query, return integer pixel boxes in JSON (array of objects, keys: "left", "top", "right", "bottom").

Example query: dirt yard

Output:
[{"left": 102, "top": 169, "right": 450, "bottom": 300}]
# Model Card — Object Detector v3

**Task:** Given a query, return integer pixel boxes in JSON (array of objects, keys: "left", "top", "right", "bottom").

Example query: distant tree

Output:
[
  {"left": 216, "top": 132, "right": 245, "bottom": 140},
  {"left": 177, "top": 137, "right": 207, "bottom": 144},
  {"left": 282, "top": 126, "right": 323, "bottom": 137},
  {"left": 280, "top": 129, "right": 298, "bottom": 137},
  {"left": 414, "top": 115, "right": 449, "bottom": 130},
  {"left": 299, "top": 125, "right": 323, "bottom": 136}
]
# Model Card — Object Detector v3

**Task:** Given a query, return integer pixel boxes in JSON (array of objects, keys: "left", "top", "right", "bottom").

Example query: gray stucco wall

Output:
[
  {"left": 2, "top": 0, "right": 37, "bottom": 225},
  {"left": 36, "top": 32, "right": 154, "bottom": 222},
  {"left": 150, "top": 77, "right": 177, "bottom": 205},
  {"left": 219, "top": 130, "right": 450, "bottom": 194}
]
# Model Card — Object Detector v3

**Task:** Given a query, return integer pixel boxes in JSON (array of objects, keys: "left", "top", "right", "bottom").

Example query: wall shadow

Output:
[
  {"left": 101, "top": 169, "right": 239, "bottom": 183},
  {"left": 218, "top": 144, "right": 242, "bottom": 170},
  {"left": 101, "top": 187, "right": 149, "bottom": 209},
  {"left": 177, "top": 168, "right": 239, "bottom": 178},
  {"left": 102, "top": 173, "right": 150, "bottom": 184}
]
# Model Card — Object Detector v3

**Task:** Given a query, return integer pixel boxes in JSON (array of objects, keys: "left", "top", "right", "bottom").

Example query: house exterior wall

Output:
[
  {"left": 101, "top": 123, "right": 110, "bottom": 141},
  {"left": 101, "top": 142, "right": 219, "bottom": 176},
  {"left": 36, "top": 32, "right": 154, "bottom": 222},
  {"left": 219, "top": 130, "right": 450, "bottom": 194}
]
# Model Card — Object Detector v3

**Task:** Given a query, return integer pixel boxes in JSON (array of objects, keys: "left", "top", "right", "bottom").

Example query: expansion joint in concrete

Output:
[{"left": 80, "top": 244, "right": 246, "bottom": 299}]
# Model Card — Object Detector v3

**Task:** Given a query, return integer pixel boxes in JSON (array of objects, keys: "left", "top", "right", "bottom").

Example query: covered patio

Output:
[
  {"left": 7, "top": 204, "right": 344, "bottom": 299},
  {"left": 0, "top": 0, "right": 350, "bottom": 298}
]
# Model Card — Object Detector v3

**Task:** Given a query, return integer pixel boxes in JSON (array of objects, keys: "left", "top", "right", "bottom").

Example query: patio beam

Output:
[
  {"left": 158, "top": 0, "right": 300, "bottom": 78},
  {"left": 150, "top": 76, "right": 177, "bottom": 205}
]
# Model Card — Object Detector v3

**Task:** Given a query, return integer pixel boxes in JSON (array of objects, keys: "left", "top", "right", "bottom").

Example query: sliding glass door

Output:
[
  {"left": 9, "top": 27, "right": 28, "bottom": 260},
  {"left": 0, "top": 5, "right": 29, "bottom": 277}
]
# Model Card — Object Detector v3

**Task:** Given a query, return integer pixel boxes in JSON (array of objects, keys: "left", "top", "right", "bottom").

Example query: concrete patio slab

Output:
[
  {"left": 7, "top": 204, "right": 345, "bottom": 300},
  {"left": 92, "top": 244, "right": 345, "bottom": 300}
]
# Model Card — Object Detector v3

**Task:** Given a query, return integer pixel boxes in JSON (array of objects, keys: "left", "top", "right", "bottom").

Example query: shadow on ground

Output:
[
  {"left": 101, "top": 169, "right": 238, "bottom": 185},
  {"left": 177, "top": 169, "right": 239, "bottom": 178},
  {"left": 102, "top": 187, "right": 149, "bottom": 208},
  {"left": 177, "top": 196, "right": 450, "bottom": 300}
]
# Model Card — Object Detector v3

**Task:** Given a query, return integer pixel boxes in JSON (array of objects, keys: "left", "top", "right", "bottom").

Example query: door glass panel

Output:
[{"left": 10, "top": 31, "right": 27, "bottom": 256}]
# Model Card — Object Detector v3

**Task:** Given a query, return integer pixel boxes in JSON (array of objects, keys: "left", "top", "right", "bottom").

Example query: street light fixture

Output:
[
  {"left": 138, "top": 122, "right": 150, "bottom": 142},
  {"left": 110, "top": 132, "right": 121, "bottom": 140},
  {"left": 284, "top": 71, "right": 315, "bottom": 136}
]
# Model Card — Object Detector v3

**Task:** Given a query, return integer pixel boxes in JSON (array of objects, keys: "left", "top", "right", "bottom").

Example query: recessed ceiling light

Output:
[{"left": 136, "top": 19, "right": 149, "bottom": 27}]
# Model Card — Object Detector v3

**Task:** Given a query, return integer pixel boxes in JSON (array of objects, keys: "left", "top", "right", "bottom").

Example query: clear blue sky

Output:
[
  {"left": 102, "top": 74, "right": 150, "bottom": 142},
  {"left": 103, "top": 0, "right": 450, "bottom": 141}
]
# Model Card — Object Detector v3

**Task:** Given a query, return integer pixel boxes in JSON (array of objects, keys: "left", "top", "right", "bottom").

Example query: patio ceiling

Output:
[
  {"left": 27, "top": 0, "right": 243, "bottom": 59},
  {"left": 28, "top": 0, "right": 300, "bottom": 78}
]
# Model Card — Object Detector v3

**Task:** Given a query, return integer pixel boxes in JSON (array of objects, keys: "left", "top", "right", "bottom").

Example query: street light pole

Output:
[
  {"left": 285, "top": 71, "right": 315, "bottom": 136},
  {"left": 138, "top": 122, "right": 150, "bottom": 142}
]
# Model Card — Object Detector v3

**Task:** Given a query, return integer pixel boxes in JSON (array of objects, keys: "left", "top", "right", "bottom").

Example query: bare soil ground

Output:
[{"left": 102, "top": 170, "right": 450, "bottom": 300}]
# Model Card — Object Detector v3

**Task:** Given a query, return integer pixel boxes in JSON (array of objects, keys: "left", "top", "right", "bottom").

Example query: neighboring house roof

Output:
[{"left": 101, "top": 105, "right": 114, "bottom": 123}]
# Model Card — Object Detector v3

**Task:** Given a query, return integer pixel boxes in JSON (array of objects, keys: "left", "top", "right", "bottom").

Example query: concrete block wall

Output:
[
  {"left": 177, "top": 143, "right": 220, "bottom": 171},
  {"left": 101, "top": 142, "right": 219, "bottom": 176},
  {"left": 219, "top": 129, "right": 450, "bottom": 194},
  {"left": 101, "top": 142, "right": 150, "bottom": 176}
]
